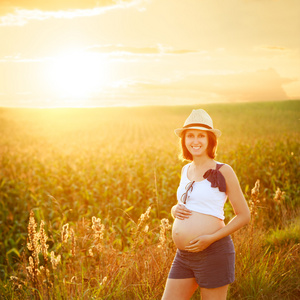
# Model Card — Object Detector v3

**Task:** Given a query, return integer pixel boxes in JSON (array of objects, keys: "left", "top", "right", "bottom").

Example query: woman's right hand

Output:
[{"left": 172, "top": 204, "right": 192, "bottom": 220}]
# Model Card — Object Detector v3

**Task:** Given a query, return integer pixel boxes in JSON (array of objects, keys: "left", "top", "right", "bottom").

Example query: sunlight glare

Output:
[{"left": 47, "top": 52, "right": 109, "bottom": 100}]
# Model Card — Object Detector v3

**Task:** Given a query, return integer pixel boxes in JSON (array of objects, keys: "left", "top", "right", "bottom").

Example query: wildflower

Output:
[
  {"left": 26, "top": 256, "right": 35, "bottom": 279},
  {"left": 26, "top": 211, "right": 47, "bottom": 290},
  {"left": 50, "top": 251, "right": 61, "bottom": 270},
  {"left": 39, "top": 220, "right": 49, "bottom": 262},
  {"left": 132, "top": 207, "right": 152, "bottom": 249},
  {"left": 27, "top": 211, "right": 37, "bottom": 249},
  {"left": 91, "top": 216, "right": 105, "bottom": 253},
  {"left": 158, "top": 218, "right": 171, "bottom": 248},
  {"left": 61, "top": 223, "right": 69, "bottom": 243},
  {"left": 10, "top": 276, "right": 19, "bottom": 281},
  {"left": 144, "top": 225, "right": 149, "bottom": 233},
  {"left": 10, "top": 276, "right": 25, "bottom": 290},
  {"left": 249, "top": 179, "right": 261, "bottom": 215},
  {"left": 92, "top": 217, "right": 105, "bottom": 239},
  {"left": 136, "top": 206, "right": 151, "bottom": 231},
  {"left": 100, "top": 276, "right": 108, "bottom": 286},
  {"left": 27, "top": 211, "right": 41, "bottom": 264},
  {"left": 274, "top": 187, "right": 285, "bottom": 204},
  {"left": 251, "top": 179, "right": 260, "bottom": 199},
  {"left": 88, "top": 248, "right": 94, "bottom": 257},
  {"left": 71, "top": 276, "right": 77, "bottom": 283},
  {"left": 144, "top": 206, "right": 152, "bottom": 219},
  {"left": 70, "top": 228, "right": 76, "bottom": 256}
]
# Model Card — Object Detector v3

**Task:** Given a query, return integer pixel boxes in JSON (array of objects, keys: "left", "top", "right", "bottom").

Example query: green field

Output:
[{"left": 0, "top": 101, "right": 299, "bottom": 299}]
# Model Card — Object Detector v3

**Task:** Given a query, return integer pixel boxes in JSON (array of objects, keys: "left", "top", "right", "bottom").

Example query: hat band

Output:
[{"left": 183, "top": 123, "right": 212, "bottom": 130}]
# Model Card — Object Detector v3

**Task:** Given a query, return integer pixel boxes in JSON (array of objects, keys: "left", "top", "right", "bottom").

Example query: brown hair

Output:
[{"left": 179, "top": 130, "right": 218, "bottom": 161}]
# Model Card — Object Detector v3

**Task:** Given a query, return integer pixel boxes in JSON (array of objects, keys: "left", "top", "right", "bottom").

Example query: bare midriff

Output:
[{"left": 172, "top": 211, "right": 225, "bottom": 250}]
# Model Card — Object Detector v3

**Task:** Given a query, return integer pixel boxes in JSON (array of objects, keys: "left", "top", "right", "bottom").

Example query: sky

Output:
[{"left": 0, "top": 0, "right": 299, "bottom": 107}]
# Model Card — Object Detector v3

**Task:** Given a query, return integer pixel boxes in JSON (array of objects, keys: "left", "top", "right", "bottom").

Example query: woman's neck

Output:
[{"left": 192, "top": 155, "right": 214, "bottom": 167}]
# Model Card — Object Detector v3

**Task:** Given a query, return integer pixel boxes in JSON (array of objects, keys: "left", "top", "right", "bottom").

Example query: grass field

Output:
[{"left": 0, "top": 100, "right": 299, "bottom": 299}]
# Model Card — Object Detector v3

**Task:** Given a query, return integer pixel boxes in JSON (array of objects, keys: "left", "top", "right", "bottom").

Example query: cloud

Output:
[
  {"left": 0, "top": 55, "right": 45, "bottom": 62},
  {"left": 0, "top": 0, "right": 141, "bottom": 26},
  {"left": 0, "top": 44, "right": 198, "bottom": 63},
  {"left": 254, "top": 45, "right": 291, "bottom": 52},
  {"left": 0, "top": 0, "right": 132, "bottom": 14},
  {"left": 262, "top": 46, "right": 288, "bottom": 51},
  {"left": 87, "top": 44, "right": 199, "bottom": 55},
  {"left": 121, "top": 68, "right": 296, "bottom": 104}
]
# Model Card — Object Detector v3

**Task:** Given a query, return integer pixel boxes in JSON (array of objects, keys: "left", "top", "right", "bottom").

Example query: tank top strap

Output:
[
  {"left": 182, "top": 163, "right": 192, "bottom": 180},
  {"left": 216, "top": 163, "right": 225, "bottom": 170},
  {"left": 203, "top": 163, "right": 226, "bottom": 192}
]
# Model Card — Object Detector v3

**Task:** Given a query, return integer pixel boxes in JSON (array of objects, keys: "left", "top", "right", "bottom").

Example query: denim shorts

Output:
[{"left": 168, "top": 235, "right": 235, "bottom": 288}]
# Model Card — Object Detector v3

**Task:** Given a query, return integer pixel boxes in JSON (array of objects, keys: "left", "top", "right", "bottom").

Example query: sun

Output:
[{"left": 47, "top": 51, "right": 109, "bottom": 101}]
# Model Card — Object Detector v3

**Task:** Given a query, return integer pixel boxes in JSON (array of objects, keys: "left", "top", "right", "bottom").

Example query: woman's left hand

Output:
[{"left": 185, "top": 235, "right": 215, "bottom": 252}]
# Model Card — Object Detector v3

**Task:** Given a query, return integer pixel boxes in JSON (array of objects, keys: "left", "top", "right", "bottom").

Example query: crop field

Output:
[{"left": 0, "top": 100, "right": 299, "bottom": 299}]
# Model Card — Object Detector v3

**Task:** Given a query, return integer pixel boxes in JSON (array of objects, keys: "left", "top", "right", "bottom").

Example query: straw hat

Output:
[{"left": 174, "top": 109, "right": 221, "bottom": 138}]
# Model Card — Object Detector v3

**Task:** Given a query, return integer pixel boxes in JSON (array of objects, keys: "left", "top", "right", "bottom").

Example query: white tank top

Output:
[{"left": 176, "top": 162, "right": 228, "bottom": 220}]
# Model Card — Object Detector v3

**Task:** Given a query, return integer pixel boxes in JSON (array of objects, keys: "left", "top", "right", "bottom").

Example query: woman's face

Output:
[{"left": 184, "top": 129, "right": 209, "bottom": 157}]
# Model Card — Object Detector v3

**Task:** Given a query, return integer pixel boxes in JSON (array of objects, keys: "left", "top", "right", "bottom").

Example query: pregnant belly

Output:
[{"left": 172, "top": 211, "right": 225, "bottom": 250}]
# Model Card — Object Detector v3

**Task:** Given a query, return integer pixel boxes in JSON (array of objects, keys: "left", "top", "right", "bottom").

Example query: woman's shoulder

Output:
[{"left": 216, "top": 162, "right": 238, "bottom": 180}]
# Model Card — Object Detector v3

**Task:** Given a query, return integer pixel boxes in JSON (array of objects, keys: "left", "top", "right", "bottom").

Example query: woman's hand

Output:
[
  {"left": 185, "top": 235, "right": 215, "bottom": 252},
  {"left": 172, "top": 204, "right": 192, "bottom": 220}
]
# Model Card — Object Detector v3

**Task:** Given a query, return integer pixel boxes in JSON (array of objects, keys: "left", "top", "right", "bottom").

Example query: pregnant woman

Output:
[{"left": 162, "top": 109, "right": 251, "bottom": 300}]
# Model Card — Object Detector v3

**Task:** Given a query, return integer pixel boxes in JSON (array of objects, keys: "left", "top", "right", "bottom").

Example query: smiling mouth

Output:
[{"left": 191, "top": 146, "right": 201, "bottom": 150}]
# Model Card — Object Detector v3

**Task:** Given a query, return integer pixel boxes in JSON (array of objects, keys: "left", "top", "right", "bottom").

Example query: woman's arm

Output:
[
  {"left": 171, "top": 205, "right": 177, "bottom": 219},
  {"left": 185, "top": 164, "right": 250, "bottom": 251},
  {"left": 171, "top": 204, "right": 192, "bottom": 220},
  {"left": 210, "top": 164, "right": 251, "bottom": 240}
]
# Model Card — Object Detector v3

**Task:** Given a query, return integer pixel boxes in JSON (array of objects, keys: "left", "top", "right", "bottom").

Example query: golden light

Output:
[{"left": 47, "top": 51, "right": 109, "bottom": 100}]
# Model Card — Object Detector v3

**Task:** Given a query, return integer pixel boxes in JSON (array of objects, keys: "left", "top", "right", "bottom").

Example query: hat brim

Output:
[{"left": 174, "top": 126, "right": 221, "bottom": 138}]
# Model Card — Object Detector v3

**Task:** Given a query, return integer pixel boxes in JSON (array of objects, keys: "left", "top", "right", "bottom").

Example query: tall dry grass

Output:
[
  {"left": 8, "top": 207, "right": 175, "bottom": 299},
  {"left": 6, "top": 180, "right": 299, "bottom": 299},
  {"left": 1, "top": 101, "right": 299, "bottom": 299}
]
